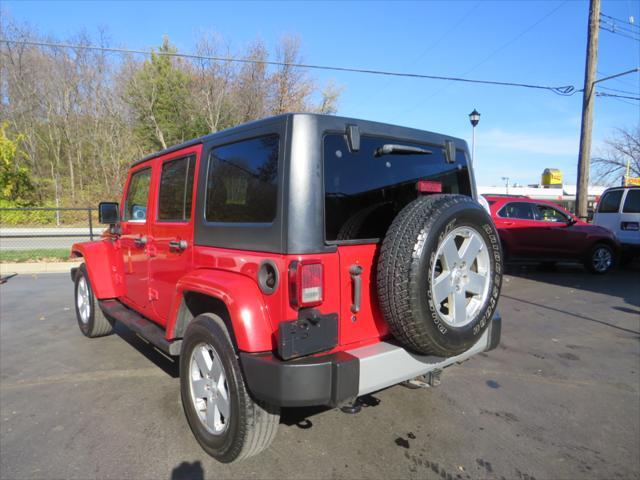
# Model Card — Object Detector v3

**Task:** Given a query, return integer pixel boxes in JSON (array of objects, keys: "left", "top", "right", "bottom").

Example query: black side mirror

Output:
[{"left": 98, "top": 202, "right": 119, "bottom": 224}]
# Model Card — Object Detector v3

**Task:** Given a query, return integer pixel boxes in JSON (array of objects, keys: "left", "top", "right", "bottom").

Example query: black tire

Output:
[
  {"left": 180, "top": 314, "right": 280, "bottom": 462},
  {"left": 539, "top": 261, "right": 556, "bottom": 271},
  {"left": 377, "top": 194, "right": 502, "bottom": 357},
  {"left": 74, "top": 263, "right": 113, "bottom": 338},
  {"left": 584, "top": 243, "right": 615, "bottom": 274}
]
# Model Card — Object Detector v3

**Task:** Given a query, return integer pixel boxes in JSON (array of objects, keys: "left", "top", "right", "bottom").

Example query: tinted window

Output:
[
  {"left": 623, "top": 189, "right": 640, "bottom": 213},
  {"left": 598, "top": 190, "right": 623, "bottom": 213},
  {"left": 499, "top": 202, "right": 535, "bottom": 220},
  {"left": 158, "top": 156, "right": 195, "bottom": 221},
  {"left": 534, "top": 204, "right": 569, "bottom": 222},
  {"left": 205, "top": 135, "right": 278, "bottom": 223},
  {"left": 324, "top": 134, "right": 471, "bottom": 241},
  {"left": 123, "top": 168, "right": 151, "bottom": 221}
]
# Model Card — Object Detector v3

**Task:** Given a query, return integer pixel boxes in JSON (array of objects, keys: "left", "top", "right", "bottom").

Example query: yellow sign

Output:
[
  {"left": 542, "top": 168, "right": 562, "bottom": 186},
  {"left": 624, "top": 176, "right": 640, "bottom": 186}
]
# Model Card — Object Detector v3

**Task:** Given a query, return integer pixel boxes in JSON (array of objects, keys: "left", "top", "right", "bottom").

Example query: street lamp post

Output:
[
  {"left": 502, "top": 176, "right": 510, "bottom": 195},
  {"left": 469, "top": 109, "right": 481, "bottom": 165}
]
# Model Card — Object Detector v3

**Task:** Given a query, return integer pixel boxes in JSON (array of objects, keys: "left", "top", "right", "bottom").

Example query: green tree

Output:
[
  {"left": 125, "top": 37, "right": 204, "bottom": 152},
  {"left": 0, "top": 122, "right": 36, "bottom": 205}
]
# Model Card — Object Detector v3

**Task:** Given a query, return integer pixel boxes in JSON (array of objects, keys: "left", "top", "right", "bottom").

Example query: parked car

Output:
[
  {"left": 593, "top": 186, "right": 640, "bottom": 256},
  {"left": 71, "top": 114, "right": 503, "bottom": 462},
  {"left": 484, "top": 195, "right": 618, "bottom": 274}
]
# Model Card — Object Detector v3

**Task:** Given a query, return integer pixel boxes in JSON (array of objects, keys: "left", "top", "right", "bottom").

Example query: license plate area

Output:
[{"left": 278, "top": 309, "right": 338, "bottom": 360}]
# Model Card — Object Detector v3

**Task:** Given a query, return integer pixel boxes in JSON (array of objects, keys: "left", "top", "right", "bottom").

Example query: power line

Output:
[
  {"left": 400, "top": 0, "right": 570, "bottom": 114},
  {"left": 0, "top": 38, "right": 576, "bottom": 96},
  {"left": 601, "top": 12, "right": 639, "bottom": 29},
  {"left": 360, "top": 1, "right": 483, "bottom": 108},
  {"left": 598, "top": 68, "right": 639, "bottom": 88},
  {"left": 599, "top": 85, "right": 639, "bottom": 95},
  {"left": 596, "top": 91, "right": 640, "bottom": 101},
  {"left": 599, "top": 17, "right": 639, "bottom": 34},
  {"left": 599, "top": 22, "right": 640, "bottom": 41}
]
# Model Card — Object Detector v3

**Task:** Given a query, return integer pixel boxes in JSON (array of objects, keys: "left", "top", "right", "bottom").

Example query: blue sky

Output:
[{"left": 3, "top": 0, "right": 639, "bottom": 186}]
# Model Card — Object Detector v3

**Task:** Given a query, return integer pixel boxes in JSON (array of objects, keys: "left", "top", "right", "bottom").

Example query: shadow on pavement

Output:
[
  {"left": 280, "top": 394, "right": 382, "bottom": 429},
  {"left": 505, "top": 261, "right": 640, "bottom": 308},
  {"left": 112, "top": 321, "right": 180, "bottom": 378},
  {"left": 501, "top": 293, "right": 640, "bottom": 335},
  {"left": 170, "top": 461, "right": 203, "bottom": 480}
]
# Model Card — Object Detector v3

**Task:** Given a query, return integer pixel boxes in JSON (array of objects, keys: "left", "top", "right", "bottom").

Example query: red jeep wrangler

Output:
[{"left": 71, "top": 114, "right": 503, "bottom": 462}]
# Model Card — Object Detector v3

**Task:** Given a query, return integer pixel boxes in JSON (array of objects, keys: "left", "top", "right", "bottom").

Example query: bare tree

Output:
[
  {"left": 269, "top": 35, "right": 313, "bottom": 115},
  {"left": 593, "top": 126, "right": 640, "bottom": 185},
  {"left": 1, "top": 17, "right": 343, "bottom": 208}
]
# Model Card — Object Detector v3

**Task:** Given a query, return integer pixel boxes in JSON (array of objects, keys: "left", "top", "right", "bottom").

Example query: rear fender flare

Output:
[
  {"left": 70, "top": 241, "right": 125, "bottom": 299},
  {"left": 169, "top": 269, "right": 274, "bottom": 352}
]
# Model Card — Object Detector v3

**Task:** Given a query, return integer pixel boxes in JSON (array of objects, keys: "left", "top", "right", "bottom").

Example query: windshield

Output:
[{"left": 324, "top": 133, "right": 471, "bottom": 242}]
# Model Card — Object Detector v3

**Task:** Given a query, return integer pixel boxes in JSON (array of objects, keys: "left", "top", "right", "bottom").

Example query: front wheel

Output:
[
  {"left": 74, "top": 264, "right": 113, "bottom": 338},
  {"left": 179, "top": 314, "right": 280, "bottom": 462},
  {"left": 585, "top": 243, "right": 615, "bottom": 274}
]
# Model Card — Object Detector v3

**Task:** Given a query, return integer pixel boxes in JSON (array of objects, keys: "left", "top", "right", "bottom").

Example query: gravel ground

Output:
[{"left": 1, "top": 265, "right": 639, "bottom": 480}]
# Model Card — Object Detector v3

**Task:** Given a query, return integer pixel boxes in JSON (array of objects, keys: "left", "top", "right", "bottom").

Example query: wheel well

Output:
[
  {"left": 174, "top": 291, "right": 238, "bottom": 349},
  {"left": 589, "top": 239, "right": 617, "bottom": 253},
  {"left": 71, "top": 250, "right": 83, "bottom": 258}
]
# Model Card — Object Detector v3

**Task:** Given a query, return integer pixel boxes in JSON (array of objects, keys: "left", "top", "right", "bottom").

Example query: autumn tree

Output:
[
  {"left": 124, "top": 37, "right": 204, "bottom": 151},
  {"left": 0, "top": 123, "right": 36, "bottom": 204},
  {"left": 0, "top": 18, "right": 343, "bottom": 209}
]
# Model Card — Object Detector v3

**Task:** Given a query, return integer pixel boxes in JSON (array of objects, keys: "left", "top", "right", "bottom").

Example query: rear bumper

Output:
[{"left": 240, "top": 311, "right": 501, "bottom": 407}]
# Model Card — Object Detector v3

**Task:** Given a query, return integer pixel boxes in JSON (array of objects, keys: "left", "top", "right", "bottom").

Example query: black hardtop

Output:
[
  {"left": 131, "top": 113, "right": 469, "bottom": 167},
  {"left": 132, "top": 112, "right": 474, "bottom": 255}
]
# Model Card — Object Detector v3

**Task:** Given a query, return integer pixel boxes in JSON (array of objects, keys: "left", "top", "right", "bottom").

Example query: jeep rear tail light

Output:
[{"left": 289, "top": 260, "right": 323, "bottom": 308}]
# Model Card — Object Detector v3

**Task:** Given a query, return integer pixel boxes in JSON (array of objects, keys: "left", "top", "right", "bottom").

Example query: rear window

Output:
[
  {"left": 499, "top": 202, "right": 535, "bottom": 220},
  {"left": 324, "top": 134, "right": 471, "bottom": 242},
  {"left": 598, "top": 190, "right": 623, "bottom": 213},
  {"left": 205, "top": 135, "right": 279, "bottom": 223},
  {"left": 623, "top": 189, "right": 640, "bottom": 213}
]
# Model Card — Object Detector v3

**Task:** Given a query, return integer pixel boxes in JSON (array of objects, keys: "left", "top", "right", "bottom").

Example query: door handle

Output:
[
  {"left": 134, "top": 236, "right": 147, "bottom": 248},
  {"left": 503, "top": 221, "right": 514, "bottom": 226},
  {"left": 349, "top": 265, "right": 363, "bottom": 314},
  {"left": 169, "top": 239, "right": 188, "bottom": 252}
]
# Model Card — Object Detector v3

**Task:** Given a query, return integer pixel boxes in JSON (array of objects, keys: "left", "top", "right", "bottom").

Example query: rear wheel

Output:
[
  {"left": 585, "top": 243, "right": 615, "bottom": 274},
  {"left": 180, "top": 314, "right": 280, "bottom": 462},
  {"left": 74, "top": 264, "right": 113, "bottom": 338},
  {"left": 377, "top": 194, "right": 502, "bottom": 357}
]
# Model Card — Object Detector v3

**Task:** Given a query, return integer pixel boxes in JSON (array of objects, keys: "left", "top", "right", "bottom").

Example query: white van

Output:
[{"left": 593, "top": 186, "right": 640, "bottom": 252}]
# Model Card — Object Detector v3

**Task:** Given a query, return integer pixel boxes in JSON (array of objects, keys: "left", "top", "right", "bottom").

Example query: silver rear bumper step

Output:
[{"left": 348, "top": 329, "right": 489, "bottom": 397}]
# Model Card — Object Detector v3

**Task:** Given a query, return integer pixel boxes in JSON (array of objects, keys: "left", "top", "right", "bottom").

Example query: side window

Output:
[
  {"left": 534, "top": 204, "right": 569, "bottom": 222},
  {"left": 622, "top": 190, "right": 640, "bottom": 213},
  {"left": 598, "top": 190, "right": 623, "bottom": 213},
  {"left": 499, "top": 202, "right": 535, "bottom": 220},
  {"left": 158, "top": 155, "right": 196, "bottom": 221},
  {"left": 123, "top": 168, "right": 151, "bottom": 221},
  {"left": 205, "top": 135, "right": 279, "bottom": 223}
]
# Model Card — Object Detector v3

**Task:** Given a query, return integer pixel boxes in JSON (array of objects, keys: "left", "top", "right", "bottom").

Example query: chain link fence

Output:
[{"left": 0, "top": 207, "right": 100, "bottom": 263}]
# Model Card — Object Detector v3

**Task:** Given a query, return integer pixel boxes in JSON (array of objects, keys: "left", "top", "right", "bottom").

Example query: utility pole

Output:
[{"left": 576, "top": 0, "right": 600, "bottom": 220}]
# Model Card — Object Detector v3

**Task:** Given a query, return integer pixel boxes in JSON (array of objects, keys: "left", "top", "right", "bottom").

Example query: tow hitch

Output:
[{"left": 401, "top": 369, "right": 442, "bottom": 389}]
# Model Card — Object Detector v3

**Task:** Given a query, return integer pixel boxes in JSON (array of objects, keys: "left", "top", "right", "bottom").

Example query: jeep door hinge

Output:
[{"left": 148, "top": 288, "right": 159, "bottom": 301}]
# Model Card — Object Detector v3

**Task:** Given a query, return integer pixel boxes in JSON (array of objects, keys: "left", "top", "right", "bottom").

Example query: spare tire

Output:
[{"left": 377, "top": 194, "right": 502, "bottom": 357}]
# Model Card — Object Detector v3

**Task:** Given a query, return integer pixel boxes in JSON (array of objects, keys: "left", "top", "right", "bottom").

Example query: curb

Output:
[{"left": 0, "top": 262, "right": 82, "bottom": 275}]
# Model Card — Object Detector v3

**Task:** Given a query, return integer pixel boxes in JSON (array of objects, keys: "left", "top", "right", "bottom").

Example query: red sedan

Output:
[{"left": 484, "top": 195, "right": 619, "bottom": 274}]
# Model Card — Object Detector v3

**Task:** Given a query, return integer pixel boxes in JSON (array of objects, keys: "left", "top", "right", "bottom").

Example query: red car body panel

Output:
[
  {"left": 485, "top": 195, "right": 617, "bottom": 260},
  {"left": 70, "top": 241, "right": 126, "bottom": 299}
]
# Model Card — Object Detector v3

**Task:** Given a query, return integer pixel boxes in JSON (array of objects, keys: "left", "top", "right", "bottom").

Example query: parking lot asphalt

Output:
[{"left": 1, "top": 265, "right": 639, "bottom": 480}]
